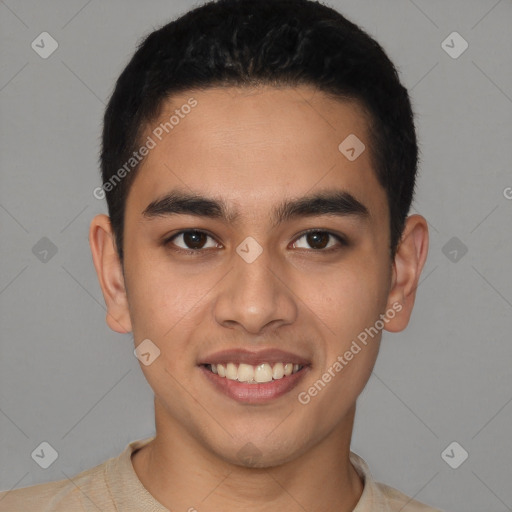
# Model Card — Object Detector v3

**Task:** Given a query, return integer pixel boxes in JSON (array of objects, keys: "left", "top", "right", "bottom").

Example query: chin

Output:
[{"left": 208, "top": 431, "right": 310, "bottom": 469}]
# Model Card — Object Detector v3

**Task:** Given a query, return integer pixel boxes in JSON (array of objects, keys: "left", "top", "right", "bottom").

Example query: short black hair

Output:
[{"left": 100, "top": 0, "right": 418, "bottom": 263}]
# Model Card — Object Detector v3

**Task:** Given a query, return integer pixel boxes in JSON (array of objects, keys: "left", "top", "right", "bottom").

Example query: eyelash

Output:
[{"left": 163, "top": 229, "right": 348, "bottom": 255}]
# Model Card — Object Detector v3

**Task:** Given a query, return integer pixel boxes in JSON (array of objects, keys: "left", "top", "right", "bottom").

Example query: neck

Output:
[{"left": 132, "top": 401, "right": 363, "bottom": 512}]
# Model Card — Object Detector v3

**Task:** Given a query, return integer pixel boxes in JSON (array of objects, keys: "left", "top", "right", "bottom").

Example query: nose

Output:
[{"left": 213, "top": 243, "right": 298, "bottom": 335}]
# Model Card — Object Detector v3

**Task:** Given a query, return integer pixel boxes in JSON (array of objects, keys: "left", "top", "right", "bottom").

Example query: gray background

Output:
[{"left": 0, "top": 1, "right": 511, "bottom": 511}]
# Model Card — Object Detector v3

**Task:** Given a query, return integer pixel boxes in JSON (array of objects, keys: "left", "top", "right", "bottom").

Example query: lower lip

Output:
[{"left": 199, "top": 365, "right": 309, "bottom": 404}]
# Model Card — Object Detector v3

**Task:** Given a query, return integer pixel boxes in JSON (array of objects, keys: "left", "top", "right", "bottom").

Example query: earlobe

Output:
[
  {"left": 384, "top": 214, "right": 429, "bottom": 333},
  {"left": 88, "top": 214, "right": 132, "bottom": 334}
]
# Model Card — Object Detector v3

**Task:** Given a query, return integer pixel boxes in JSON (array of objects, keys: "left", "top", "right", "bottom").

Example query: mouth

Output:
[
  {"left": 203, "top": 362, "right": 304, "bottom": 383},
  {"left": 198, "top": 349, "right": 310, "bottom": 404}
]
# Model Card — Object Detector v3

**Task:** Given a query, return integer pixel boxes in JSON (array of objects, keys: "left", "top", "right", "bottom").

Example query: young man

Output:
[{"left": 0, "top": 0, "right": 441, "bottom": 510}]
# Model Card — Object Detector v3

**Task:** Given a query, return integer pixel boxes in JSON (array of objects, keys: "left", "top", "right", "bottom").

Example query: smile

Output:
[
  {"left": 199, "top": 348, "right": 310, "bottom": 403},
  {"left": 206, "top": 362, "right": 304, "bottom": 383}
]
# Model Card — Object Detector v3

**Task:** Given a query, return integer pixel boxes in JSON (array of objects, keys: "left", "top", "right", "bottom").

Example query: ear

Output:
[
  {"left": 384, "top": 214, "right": 429, "bottom": 332},
  {"left": 89, "top": 214, "right": 132, "bottom": 334}
]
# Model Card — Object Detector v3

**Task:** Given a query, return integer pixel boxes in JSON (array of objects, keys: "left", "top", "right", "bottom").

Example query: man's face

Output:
[{"left": 121, "top": 86, "right": 394, "bottom": 465}]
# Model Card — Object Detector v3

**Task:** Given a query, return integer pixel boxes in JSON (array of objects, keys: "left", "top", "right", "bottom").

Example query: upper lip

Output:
[{"left": 199, "top": 348, "right": 310, "bottom": 366}]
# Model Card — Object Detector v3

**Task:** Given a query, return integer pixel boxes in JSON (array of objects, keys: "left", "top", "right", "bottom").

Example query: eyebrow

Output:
[{"left": 142, "top": 188, "right": 370, "bottom": 227}]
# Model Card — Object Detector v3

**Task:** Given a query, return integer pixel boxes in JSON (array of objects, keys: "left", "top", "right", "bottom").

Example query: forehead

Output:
[{"left": 127, "top": 85, "right": 388, "bottom": 225}]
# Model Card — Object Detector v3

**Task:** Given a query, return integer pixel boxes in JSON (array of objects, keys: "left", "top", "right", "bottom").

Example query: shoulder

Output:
[
  {"left": 376, "top": 482, "right": 444, "bottom": 512},
  {"left": 349, "top": 451, "right": 444, "bottom": 512},
  {"left": 0, "top": 460, "right": 109, "bottom": 512}
]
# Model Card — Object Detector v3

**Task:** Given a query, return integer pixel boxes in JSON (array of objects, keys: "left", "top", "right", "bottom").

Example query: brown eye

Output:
[
  {"left": 306, "top": 231, "right": 330, "bottom": 249},
  {"left": 167, "top": 230, "right": 218, "bottom": 250},
  {"left": 183, "top": 231, "right": 207, "bottom": 249},
  {"left": 293, "top": 230, "right": 345, "bottom": 250}
]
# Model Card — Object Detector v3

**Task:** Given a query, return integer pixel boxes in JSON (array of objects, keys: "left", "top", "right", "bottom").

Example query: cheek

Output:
[
  {"left": 296, "top": 266, "right": 385, "bottom": 421},
  {"left": 298, "top": 255, "right": 388, "bottom": 342},
  {"left": 123, "top": 250, "right": 204, "bottom": 348}
]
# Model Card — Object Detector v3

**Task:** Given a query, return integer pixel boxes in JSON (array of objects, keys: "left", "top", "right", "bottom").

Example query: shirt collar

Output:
[{"left": 350, "top": 451, "right": 393, "bottom": 512}]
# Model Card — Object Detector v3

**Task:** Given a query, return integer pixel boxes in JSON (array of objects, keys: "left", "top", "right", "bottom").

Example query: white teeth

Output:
[
  {"left": 208, "top": 362, "right": 303, "bottom": 383},
  {"left": 226, "top": 362, "right": 238, "bottom": 380},
  {"left": 272, "top": 362, "right": 284, "bottom": 379},
  {"left": 237, "top": 363, "right": 254, "bottom": 382},
  {"left": 254, "top": 363, "right": 273, "bottom": 383}
]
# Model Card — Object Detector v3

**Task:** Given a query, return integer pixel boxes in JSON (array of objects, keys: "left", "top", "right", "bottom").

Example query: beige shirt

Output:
[{"left": 0, "top": 437, "right": 442, "bottom": 511}]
